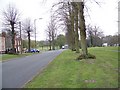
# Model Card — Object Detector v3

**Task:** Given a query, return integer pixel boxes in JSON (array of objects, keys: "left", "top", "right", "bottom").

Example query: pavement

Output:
[{"left": 2, "top": 49, "right": 64, "bottom": 88}]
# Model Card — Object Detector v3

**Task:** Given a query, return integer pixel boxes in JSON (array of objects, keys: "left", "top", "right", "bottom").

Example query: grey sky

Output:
[{"left": 0, "top": 0, "right": 118, "bottom": 41}]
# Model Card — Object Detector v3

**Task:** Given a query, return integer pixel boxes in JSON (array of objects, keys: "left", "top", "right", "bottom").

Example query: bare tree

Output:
[
  {"left": 72, "top": 2, "right": 80, "bottom": 53},
  {"left": 49, "top": 0, "right": 101, "bottom": 58},
  {"left": 86, "top": 24, "right": 104, "bottom": 47},
  {"left": 103, "top": 34, "right": 119, "bottom": 46},
  {"left": 22, "top": 18, "right": 33, "bottom": 52},
  {"left": 74, "top": 1, "right": 100, "bottom": 57},
  {"left": 2, "top": 4, "right": 20, "bottom": 54},
  {"left": 86, "top": 24, "right": 93, "bottom": 47},
  {"left": 77, "top": 2, "right": 88, "bottom": 56},
  {"left": 51, "top": 1, "right": 76, "bottom": 51},
  {"left": 46, "top": 26, "right": 52, "bottom": 50},
  {"left": 46, "top": 15, "right": 57, "bottom": 50}
]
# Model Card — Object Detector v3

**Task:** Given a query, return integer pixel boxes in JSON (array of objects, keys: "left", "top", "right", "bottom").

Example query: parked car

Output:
[
  {"left": 31, "top": 49, "right": 40, "bottom": 53},
  {"left": 25, "top": 49, "right": 40, "bottom": 53}
]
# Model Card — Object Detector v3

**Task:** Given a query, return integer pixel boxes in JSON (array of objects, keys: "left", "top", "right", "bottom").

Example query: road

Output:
[{"left": 2, "top": 49, "right": 64, "bottom": 88}]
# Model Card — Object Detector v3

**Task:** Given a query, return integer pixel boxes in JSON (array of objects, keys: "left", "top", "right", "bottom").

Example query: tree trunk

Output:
[
  {"left": 74, "top": 3, "right": 80, "bottom": 53},
  {"left": 49, "top": 40, "right": 52, "bottom": 50},
  {"left": 89, "top": 31, "right": 93, "bottom": 47},
  {"left": 90, "top": 34, "right": 93, "bottom": 47},
  {"left": 28, "top": 32, "right": 31, "bottom": 52},
  {"left": 16, "top": 39, "right": 19, "bottom": 53},
  {"left": 52, "top": 40, "right": 55, "bottom": 50},
  {"left": 68, "top": 2, "right": 75, "bottom": 51},
  {"left": 78, "top": 2, "right": 88, "bottom": 56},
  {"left": 71, "top": 3, "right": 75, "bottom": 51},
  {"left": 11, "top": 24, "right": 16, "bottom": 54},
  {"left": 52, "top": 32, "right": 55, "bottom": 50}
]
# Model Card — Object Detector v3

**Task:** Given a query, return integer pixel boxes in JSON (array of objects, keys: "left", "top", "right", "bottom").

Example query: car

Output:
[
  {"left": 25, "top": 49, "right": 40, "bottom": 53},
  {"left": 31, "top": 49, "right": 40, "bottom": 53}
]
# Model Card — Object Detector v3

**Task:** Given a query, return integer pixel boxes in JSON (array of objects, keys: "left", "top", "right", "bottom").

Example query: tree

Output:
[
  {"left": 51, "top": 1, "right": 76, "bottom": 51},
  {"left": 46, "top": 15, "right": 57, "bottom": 50},
  {"left": 72, "top": 2, "right": 80, "bottom": 53},
  {"left": 38, "top": 40, "right": 45, "bottom": 50},
  {"left": 31, "top": 40, "right": 35, "bottom": 48},
  {"left": 22, "top": 40, "right": 28, "bottom": 48},
  {"left": 103, "top": 34, "right": 119, "bottom": 46},
  {"left": 69, "top": 2, "right": 76, "bottom": 51},
  {"left": 56, "top": 34, "right": 66, "bottom": 49},
  {"left": 50, "top": 0, "right": 99, "bottom": 59},
  {"left": 86, "top": 24, "right": 93, "bottom": 47},
  {"left": 22, "top": 18, "right": 33, "bottom": 52},
  {"left": 46, "top": 28, "right": 52, "bottom": 50},
  {"left": 2, "top": 4, "right": 20, "bottom": 54},
  {"left": 86, "top": 24, "right": 104, "bottom": 47},
  {"left": 78, "top": 2, "right": 88, "bottom": 56}
]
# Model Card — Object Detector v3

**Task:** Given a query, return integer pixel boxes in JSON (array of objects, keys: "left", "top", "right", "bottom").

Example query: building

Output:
[
  {"left": 0, "top": 36, "right": 5, "bottom": 53},
  {"left": 0, "top": 32, "right": 22, "bottom": 53},
  {"left": 15, "top": 37, "right": 22, "bottom": 52},
  {"left": 102, "top": 43, "right": 108, "bottom": 47}
]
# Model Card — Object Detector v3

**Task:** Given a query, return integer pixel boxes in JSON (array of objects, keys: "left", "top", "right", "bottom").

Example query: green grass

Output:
[
  {"left": 1, "top": 53, "right": 35, "bottom": 61},
  {"left": 89, "top": 46, "right": 119, "bottom": 51},
  {"left": 25, "top": 47, "right": 118, "bottom": 88}
]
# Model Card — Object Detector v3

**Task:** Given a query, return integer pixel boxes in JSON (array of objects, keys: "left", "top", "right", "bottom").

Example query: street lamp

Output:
[{"left": 34, "top": 18, "right": 42, "bottom": 49}]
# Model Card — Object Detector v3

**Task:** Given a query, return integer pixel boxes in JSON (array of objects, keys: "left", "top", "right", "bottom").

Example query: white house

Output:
[{"left": 102, "top": 43, "right": 108, "bottom": 47}]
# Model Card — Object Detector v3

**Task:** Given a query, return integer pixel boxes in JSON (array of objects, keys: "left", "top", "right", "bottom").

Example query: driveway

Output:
[{"left": 2, "top": 49, "right": 64, "bottom": 88}]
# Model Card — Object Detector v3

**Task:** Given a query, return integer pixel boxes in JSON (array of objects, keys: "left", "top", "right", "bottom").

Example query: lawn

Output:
[
  {"left": 25, "top": 47, "right": 118, "bottom": 88},
  {"left": 1, "top": 53, "right": 35, "bottom": 61}
]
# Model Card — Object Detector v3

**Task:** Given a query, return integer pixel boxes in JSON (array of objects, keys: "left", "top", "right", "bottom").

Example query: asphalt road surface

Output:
[{"left": 2, "top": 49, "right": 64, "bottom": 88}]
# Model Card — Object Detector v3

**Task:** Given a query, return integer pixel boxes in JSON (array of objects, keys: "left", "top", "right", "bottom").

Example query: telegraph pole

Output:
[{"left": 19, "top": 22, "right": 22, "bottom": 54}]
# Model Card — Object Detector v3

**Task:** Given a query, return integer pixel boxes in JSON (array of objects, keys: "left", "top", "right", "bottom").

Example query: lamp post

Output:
[{"left": 34, "top": 18, "right": 42, "bottom": 49}]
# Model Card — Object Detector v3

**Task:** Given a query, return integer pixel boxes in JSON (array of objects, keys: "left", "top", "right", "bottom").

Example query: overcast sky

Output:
[{"left": 0, "top": 0, "right": 118, "bottom": 41}]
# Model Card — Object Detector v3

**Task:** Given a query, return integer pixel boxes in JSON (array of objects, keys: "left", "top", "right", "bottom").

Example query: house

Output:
[
  {"left": 0, "top": 32, "right": 22, "bottom": 53},
  {"left": 15, "top": 37, "right": 22, "bottom": 52},
  {"left": 5, "top": 34, "right": 12, "bottom": 49},
  {"left": 0, "top": 36, "right": 5, "bottom": 53},
  {"left": 102, "top": 43, "right": 108, "bottom": 47}
]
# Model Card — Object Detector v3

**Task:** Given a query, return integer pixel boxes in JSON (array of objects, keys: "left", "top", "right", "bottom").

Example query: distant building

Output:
[
  {"left": 15, "top": 37, "right": 22, "bottom": 52},
  {"left": 5, "top": 34, "right": 12, "bottom": 49},
  {"left": 0, "top": 36, "right": 5, "bottom": 53},
  {"left": 114, "top": 44, "right": 119, "bottom": 46},
  {"left": 102, "top": 43, "right": 108, "bottom": 47}
]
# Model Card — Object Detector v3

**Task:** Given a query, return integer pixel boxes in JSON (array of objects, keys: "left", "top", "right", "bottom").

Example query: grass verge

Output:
[
  {"left": 25, "top": 47, "right": 118, "bottom": 88},
  {"left": 1, "top": 53, "right": 37, "bottom": 61}
]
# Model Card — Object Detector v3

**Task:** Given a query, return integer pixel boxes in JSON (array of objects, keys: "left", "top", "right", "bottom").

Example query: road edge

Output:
[{"left": 21, "top": 50, "right": 64, "bottom": 88}]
